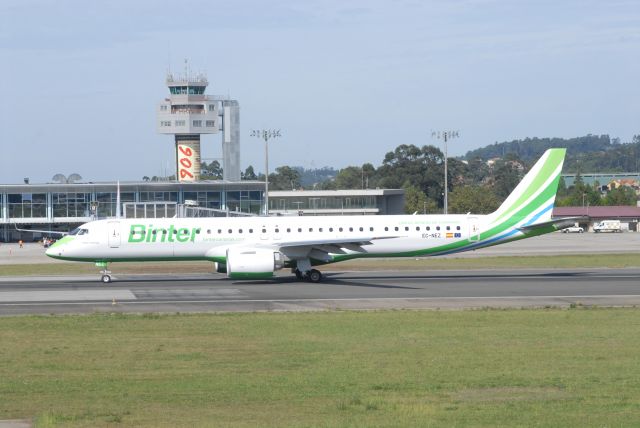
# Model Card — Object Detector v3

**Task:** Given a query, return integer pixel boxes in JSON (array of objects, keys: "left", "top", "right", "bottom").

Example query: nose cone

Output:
[{"left": 45, "top": 236, "right": 73, "bottom": 259}]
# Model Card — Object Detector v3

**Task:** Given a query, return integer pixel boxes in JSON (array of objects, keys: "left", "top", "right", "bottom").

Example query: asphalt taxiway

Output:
[{"left": 0, "top": 268, "right": 639, "bottom": 315}]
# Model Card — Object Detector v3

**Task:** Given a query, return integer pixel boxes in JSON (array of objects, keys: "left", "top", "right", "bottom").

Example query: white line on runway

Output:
[{"left": 0, "top": 290, "right": 136, "bottom": 302}]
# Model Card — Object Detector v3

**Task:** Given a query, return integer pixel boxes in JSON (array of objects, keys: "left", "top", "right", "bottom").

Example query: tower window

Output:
[
  {"left": 206, "top": 120, "right": 215, "bottom": 127},
  {"left": 193, "top": 120, "right": 202, "bottom": 127}
]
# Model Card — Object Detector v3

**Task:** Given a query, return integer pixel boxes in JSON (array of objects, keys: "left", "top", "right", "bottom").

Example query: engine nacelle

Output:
[{"left": 226, "top": 247, "right": 284, "bottom": 280}]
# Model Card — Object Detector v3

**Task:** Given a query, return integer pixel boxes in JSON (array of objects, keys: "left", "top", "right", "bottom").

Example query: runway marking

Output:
[
  {"left": 0, "top": 290, "right": 136, "bottom": 303},
  {"left": 1, "top": 294, "right": 640, "bottom": 306}
]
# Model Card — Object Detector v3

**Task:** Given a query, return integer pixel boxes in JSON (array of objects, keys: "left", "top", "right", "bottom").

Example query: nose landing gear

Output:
[{"left": 96, "top": 261, "right": 112, "bottom": 284}]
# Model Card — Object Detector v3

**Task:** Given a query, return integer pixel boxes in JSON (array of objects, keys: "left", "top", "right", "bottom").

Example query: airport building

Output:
[
  {"left": 552, "top": 206, "right": 640, "bottom": 232},
  {"left": 0, "top": 183, "right": 405, "bottom": 242}
]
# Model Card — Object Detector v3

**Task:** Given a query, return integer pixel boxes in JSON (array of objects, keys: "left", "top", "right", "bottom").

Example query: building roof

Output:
[
  {"left": 553, "top": 206, "right": 640, "bottom": 218},
  {"left": 269, "top": 189, "right": 404, "bottom": 197}
]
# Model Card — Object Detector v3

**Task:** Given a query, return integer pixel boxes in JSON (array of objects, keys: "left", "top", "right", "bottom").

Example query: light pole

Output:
[
  {"left": 250, "top": 129, "right": 281, "bottom": 216},
  {"left": 431, "top": 130, "right": 459, "bottom": 214}
]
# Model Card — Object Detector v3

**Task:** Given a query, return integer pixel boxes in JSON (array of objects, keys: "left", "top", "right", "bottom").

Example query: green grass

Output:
[
  {"left": 1, "top": 253, "right": 640, "bottom": 276},
  {"left": 1, "top": 309, "right": 640, "bottom": 427}
]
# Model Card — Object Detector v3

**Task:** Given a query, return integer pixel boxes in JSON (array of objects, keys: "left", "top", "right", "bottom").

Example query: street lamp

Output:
[
  {"left": 431, "top": 130, "right": 459, "bottom": 214},
  {"left": 250, "top": 129, "right": 281, "bottom": 216}
]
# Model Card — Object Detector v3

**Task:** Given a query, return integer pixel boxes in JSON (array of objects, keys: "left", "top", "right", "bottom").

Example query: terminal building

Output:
[{"left": 0, "top": 183, "right": 404, "bottom": 242}]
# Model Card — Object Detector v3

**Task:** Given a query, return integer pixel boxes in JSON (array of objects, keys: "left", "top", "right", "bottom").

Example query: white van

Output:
[{"left": 593, "top": 220, "right": 621, "bottom": 233}]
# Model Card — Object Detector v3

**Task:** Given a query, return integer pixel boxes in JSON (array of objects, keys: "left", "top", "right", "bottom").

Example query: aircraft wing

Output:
[
  {"left": 13, "top": 224, "right": 68, "bottom": 235},
  {"left": 273, "top": 236, "right": 401, "bottom": 260},
  {"left": 518, "top": 216, "right": 588, "bottom": 232}
]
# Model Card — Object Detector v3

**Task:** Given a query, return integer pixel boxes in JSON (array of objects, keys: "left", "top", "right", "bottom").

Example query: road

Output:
[{"left": 0, "top": 268, "right": 638, "bottom": 315}]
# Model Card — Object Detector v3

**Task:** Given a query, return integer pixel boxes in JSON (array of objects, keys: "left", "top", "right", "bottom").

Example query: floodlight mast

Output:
[
  {"left": 431, "top": 130, "right": 459, "bottom": 214},
  {"left": 250, "top": 129, "right": 281, "bottom": 216}
]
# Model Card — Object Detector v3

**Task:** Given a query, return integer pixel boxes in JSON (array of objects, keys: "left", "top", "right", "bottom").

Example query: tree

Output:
[
  {"left": 269, "top": 166, "right": 301, "bottom": 190},
  {"left": 403, "top": 185, "right": 427, "bottom": 214},
  {"left": 604, "top": 186, "right": 637, "bottom": 206},
  {"left": 242, "top": 165, "right": 258, "bottom": 180},
  {"left": 491, "top": 155, "right": 524, "bottom": 199},
  {"left": 201, "top": 160, "right": 223, "bottom": 180},
  {"left": 448, "top": 185, "right": 501, "bottom": 214}
]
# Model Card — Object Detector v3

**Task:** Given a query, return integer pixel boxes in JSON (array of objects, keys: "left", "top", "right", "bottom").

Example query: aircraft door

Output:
[
  {"left": 468, "top": 217, "right": 480, "bottom": 242},
  {"left": 108, "top": 221, "right": 121, "bottom": 248}
]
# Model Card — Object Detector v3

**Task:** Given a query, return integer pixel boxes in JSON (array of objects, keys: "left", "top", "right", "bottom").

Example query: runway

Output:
[{"left": 0, "top": 268, "right": 639, "bottom": 315}]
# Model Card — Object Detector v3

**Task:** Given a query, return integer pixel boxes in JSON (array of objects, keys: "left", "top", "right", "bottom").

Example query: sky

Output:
[{"left": 0, "top": 0, "right": 639, "bottom": 183}]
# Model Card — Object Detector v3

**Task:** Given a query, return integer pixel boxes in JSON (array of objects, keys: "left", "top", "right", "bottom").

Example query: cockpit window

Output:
[{"left": 69, "top": 228, "right": 89, "bottom": 236}]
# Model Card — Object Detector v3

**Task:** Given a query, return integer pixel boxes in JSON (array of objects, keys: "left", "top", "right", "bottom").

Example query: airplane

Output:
[{"left": 46, "top": 148, "right": 571, "bottom": 284}]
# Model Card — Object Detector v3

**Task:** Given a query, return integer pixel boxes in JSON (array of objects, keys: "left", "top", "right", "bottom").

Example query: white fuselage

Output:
[{"left": 47, "top": 214, "right": 488, "bottom": 263}]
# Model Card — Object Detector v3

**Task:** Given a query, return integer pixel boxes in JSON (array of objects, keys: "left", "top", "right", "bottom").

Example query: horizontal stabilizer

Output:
[{"left": 518, "top": 216, "right": 588, "bottom": 232}]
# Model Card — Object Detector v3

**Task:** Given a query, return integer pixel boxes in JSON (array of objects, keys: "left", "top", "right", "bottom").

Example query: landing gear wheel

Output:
[
  {"left": 294, "top": 269, "right": 304, "bottom": 280},
  {"left": 307, "top": 269, "right": 322, "bottom": 283},
  {"left": 101, "top": 274, "right": 112, "bottom": 284}
]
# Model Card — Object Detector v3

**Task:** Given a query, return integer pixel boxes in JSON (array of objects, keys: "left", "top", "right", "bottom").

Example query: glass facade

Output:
[
  {"left": 226, "top": 191, "right": 263, "bottom": 214},
  {"left": 169, "top": 86, "right": 206, "bottom": 95},
  {"left": 183, "top": 191, "right": 221, "bottom": 209},
  {"left": 1, "top": 184, "right": 267, "bottom": 222},
  {"left": 8, "top": 193, "right": 46, "bottom": 218},
  {"left": 52, "top": 192, "right": 91, "bottom": 217},
  {"left": 270, "top": 196, "right": 377, "bottom": 212},
  {"left": 95, "top": 192, "right": 135, "bottom": 218},
  {"left": 139, "top": 191, "right": 178, "bottom": 202}
]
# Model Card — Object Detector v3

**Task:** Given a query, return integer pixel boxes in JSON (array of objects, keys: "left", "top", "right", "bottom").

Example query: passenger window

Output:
[
  {"left": 275, "top": 228, "right": 279, "bottom": 233},
  {"left": 339, "top": 227, "right": 343, "bottom": 232},
  {"left": 309, "top": 228, "right": 313, "bottom": 232},
  {"left": 329, "top": 227, "right": 334, "bottom": 232},
  {"left": 456, "top": 226, "right": 461, "bottom": 230},
  {"left": 394, "top": 227, "right": 399, "bottom": 231},
  {"left": 405, "top": 226, "right": 409, "bottom": 231},
  {"left": 359, "top": 227, "right": 363, "bottom": 232},
  {"left": 207, "top": 229, "right": 211, "bottom": 234},
  {"left": 287, "top": 228, "right": 291, "bottom": 233},
  {"left": 298, "top": 228, "right": 302, "bottom": 232},
  {"left": 239, "top": 229, "right": 243, "bottom": 234},
  {"left": 384, "top": 227, "right": 388, "bottom": 231},
  {"left": 319, "top": 228, "right": 323, "bottom": 232},
  {"left": 217, "top": 229, "right": 222, "bottom": 234},
  {"left": 262, "top": 229, "right": 267, "bottom": 233},
  {"left": 436, "top": 226, "right": 441, "bottom": 231},
  {"left": 416, "top": 226, "right": 420, "bottom": 231},
  {"left": 446, "top": 226, "right": 450, "bottom": 231},
  {"left": 228, "top": 229, "right": 233, "bottom": 234},
  {"left": 426, "top": 226, "right": 430, "bottom": 231},
  {"left": 370, "top": 227, "right": 374, "bottom": 232},
  {"left": 349, "top": 227, "right": 353, "bottom": 232},
  {"left": 249, "top": 229, "right": 253, "bottom": 233}
]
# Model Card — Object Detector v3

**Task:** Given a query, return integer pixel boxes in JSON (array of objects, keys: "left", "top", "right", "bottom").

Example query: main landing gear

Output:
[
  {"left": 96, "top": 261, "right": 112, "bottom": 284},
  {"left": 293, "top": 268, "right": 323, "bottom": 283}
]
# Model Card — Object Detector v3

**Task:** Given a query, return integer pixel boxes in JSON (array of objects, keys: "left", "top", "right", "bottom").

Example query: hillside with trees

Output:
[{"left": 151, "top": 134, "right": 639, "bottom": 214}]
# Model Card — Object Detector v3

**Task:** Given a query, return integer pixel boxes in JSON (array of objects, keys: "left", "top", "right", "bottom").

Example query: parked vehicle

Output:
[
  {"left": 593, "top": 220, "right": 621, "bottom": 233},
  {"left": 562, "top": 226, "right": 584, "bottom": 233}
]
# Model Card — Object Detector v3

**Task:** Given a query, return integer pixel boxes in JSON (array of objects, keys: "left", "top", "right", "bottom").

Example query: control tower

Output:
[{"left": 157, "top": 67, "right": 241, "bottom": 181}]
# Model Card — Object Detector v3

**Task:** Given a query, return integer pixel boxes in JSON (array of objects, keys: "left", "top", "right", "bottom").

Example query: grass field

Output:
[
  {"left": 1, "top": 252, "right": 640, "bottom": 276},
  {"left": 1, "top": 309, "right": 640, "bottom": 427}
]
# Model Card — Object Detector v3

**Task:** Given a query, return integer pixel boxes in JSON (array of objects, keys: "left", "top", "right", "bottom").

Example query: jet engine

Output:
[{"left": 226, "top": 248, "right": 285, "bottom": 279}]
